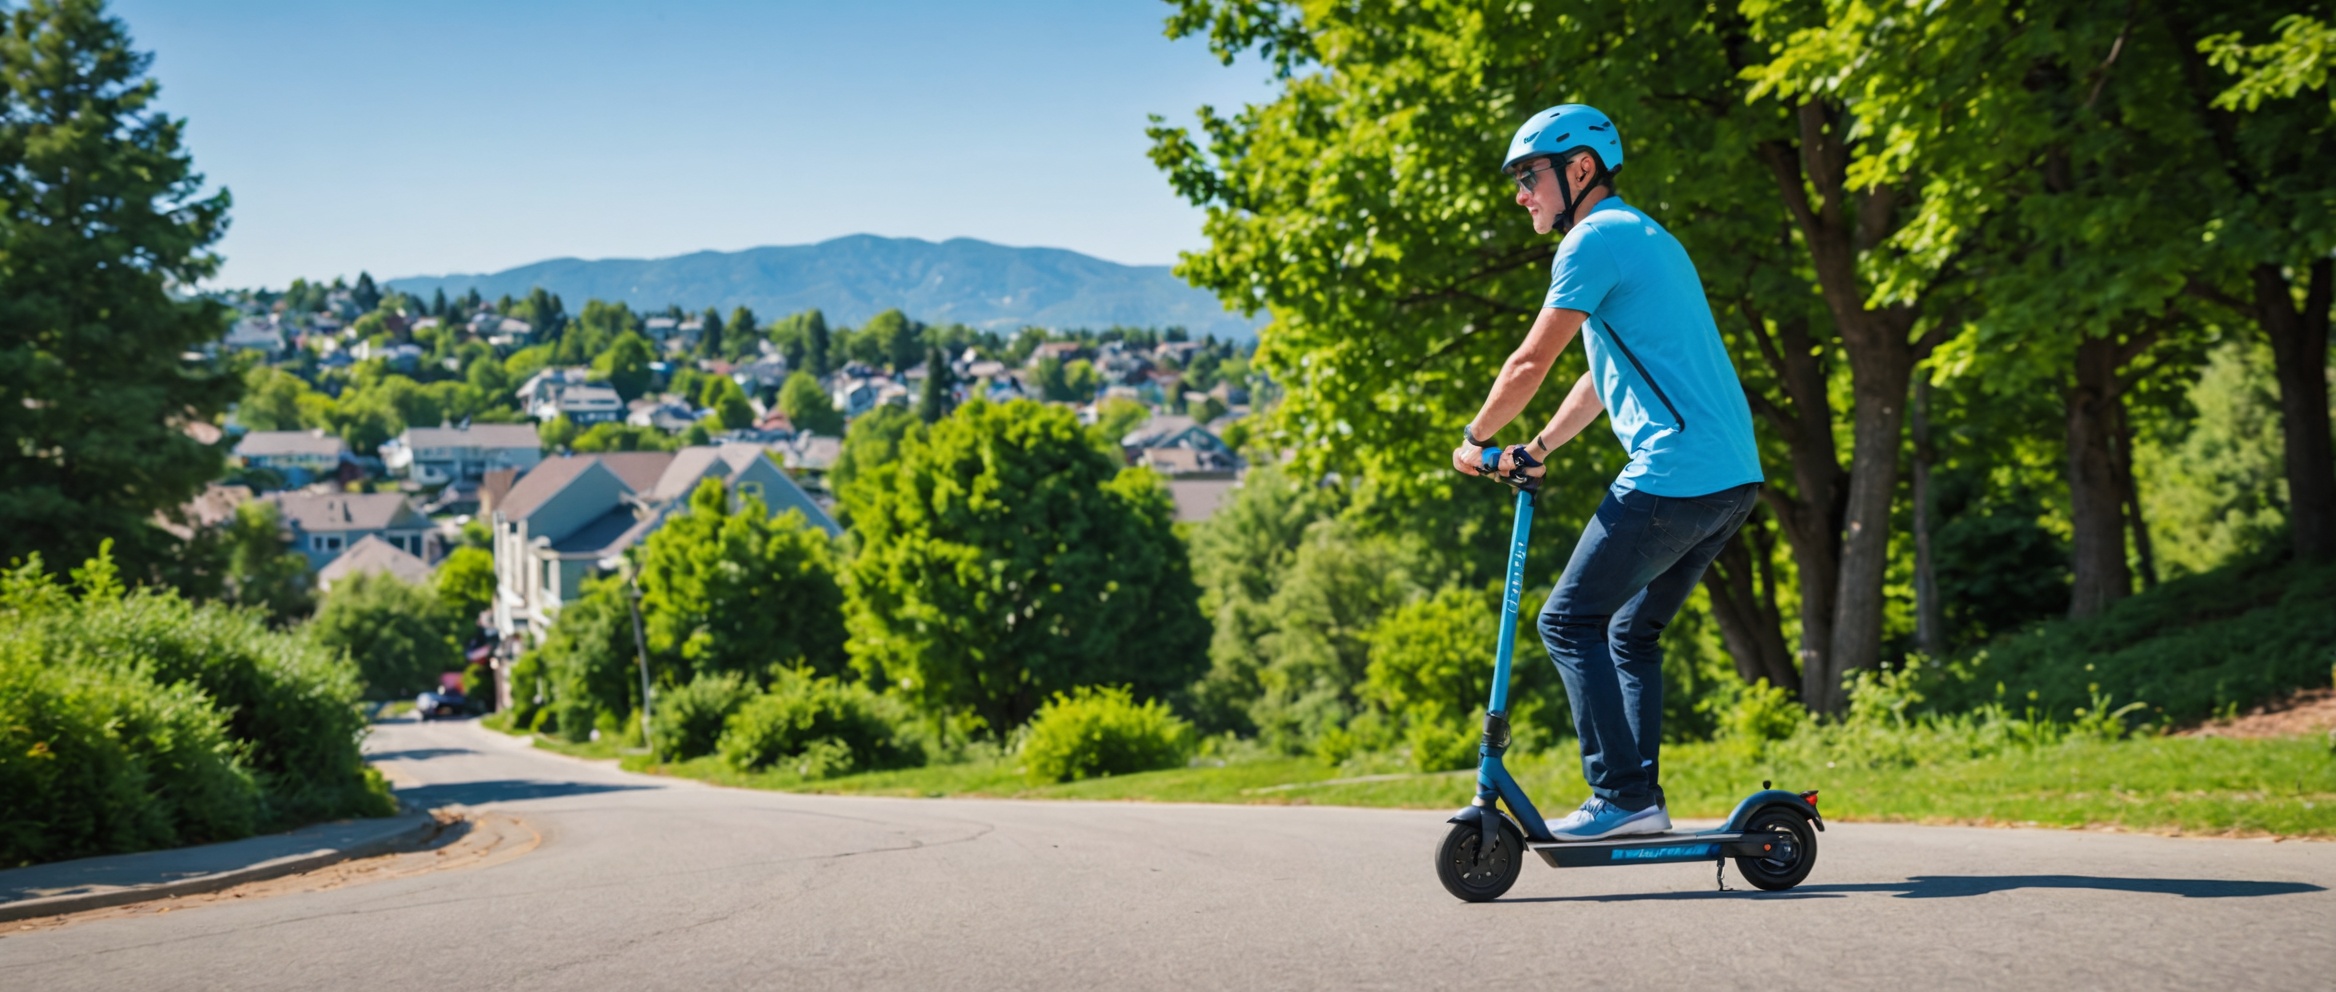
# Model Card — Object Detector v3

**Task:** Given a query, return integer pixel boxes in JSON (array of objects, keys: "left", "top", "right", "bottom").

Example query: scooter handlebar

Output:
[{"left": 1484, "top": 444, "right": 1544, "bottom": 493}]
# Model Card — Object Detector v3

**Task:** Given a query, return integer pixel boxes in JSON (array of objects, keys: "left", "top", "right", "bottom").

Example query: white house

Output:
[
  {"left": 489, "top": 444, "right": 838, "bottom": 649},
  {"left": 264, "top": 490, "right": 437, "bottom": 571},
  {"left": 232, "top": 430, "right": 348, "bottom": 485},
  {"left": 381, "top": 422, "right": 544, "bottom": 484},
  {"left": 515, "top": 368, "right": 624, "bottom": 425}
]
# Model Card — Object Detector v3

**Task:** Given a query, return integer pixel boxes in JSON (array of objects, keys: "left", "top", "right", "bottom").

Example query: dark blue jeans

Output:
[{"left": 1537, "top": 482, "right": 1759, "bottom": 812}]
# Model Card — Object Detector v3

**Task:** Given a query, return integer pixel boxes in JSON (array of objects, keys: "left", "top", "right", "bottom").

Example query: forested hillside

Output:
[{"left": 385, "top": 235, "right": 1262, "bottom": 339}]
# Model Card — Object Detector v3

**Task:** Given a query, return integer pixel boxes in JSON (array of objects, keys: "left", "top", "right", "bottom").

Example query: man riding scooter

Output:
[{"left": 1451, "top": 104, "right": 1764, "bottom": 841}]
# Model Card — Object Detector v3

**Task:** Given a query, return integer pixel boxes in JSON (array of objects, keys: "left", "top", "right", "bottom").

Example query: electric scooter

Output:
[{"left": 1437, "top": 450, "right": 1822, "bottom": 902}]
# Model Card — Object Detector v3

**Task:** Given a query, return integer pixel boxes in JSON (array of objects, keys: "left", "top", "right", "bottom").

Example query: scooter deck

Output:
[{"left": 1526, "top": 829, "right": 1774, "bottom": 869}]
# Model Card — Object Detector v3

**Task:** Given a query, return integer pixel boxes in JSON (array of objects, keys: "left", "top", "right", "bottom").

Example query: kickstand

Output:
[{"left": 1715, "top": 860, "right": 1734, "bottom": 892}]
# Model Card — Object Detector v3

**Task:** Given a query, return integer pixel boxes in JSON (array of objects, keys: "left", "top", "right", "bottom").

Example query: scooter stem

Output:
[{"left": 1487, "top": 486, "right": 1534, "bottom": 715}]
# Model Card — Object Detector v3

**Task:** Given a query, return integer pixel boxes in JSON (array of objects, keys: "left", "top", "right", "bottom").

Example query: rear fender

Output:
[{"left": 1721, "top": 789, "right": 1824, "bottom": 832}]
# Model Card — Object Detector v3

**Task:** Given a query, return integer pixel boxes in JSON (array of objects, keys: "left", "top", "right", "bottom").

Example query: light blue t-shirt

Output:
[{"left": 1543, "top": 197, "right": 1763, "bottom": 498}]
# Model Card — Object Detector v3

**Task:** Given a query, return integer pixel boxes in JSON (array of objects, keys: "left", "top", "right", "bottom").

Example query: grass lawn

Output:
[{"left": 474, "top": 713, "right": 2336, "bottom": 838}]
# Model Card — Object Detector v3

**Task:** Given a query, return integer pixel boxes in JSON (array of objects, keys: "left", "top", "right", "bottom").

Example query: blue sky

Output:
[{"left": 110, "top": 0, "right": 1276, "bottom": 289}]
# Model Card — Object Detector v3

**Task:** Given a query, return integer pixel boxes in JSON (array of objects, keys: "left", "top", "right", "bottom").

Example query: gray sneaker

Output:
[{"left": 1548, "top": 798, "right": 1672, "bottom": 841}]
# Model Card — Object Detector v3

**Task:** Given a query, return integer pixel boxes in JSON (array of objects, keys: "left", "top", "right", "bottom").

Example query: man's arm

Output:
[{"left": 1451, "top": 306, "right": 1588, "bottom": 475}]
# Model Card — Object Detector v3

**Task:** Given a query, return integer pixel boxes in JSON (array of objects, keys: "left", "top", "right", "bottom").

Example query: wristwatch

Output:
[{"left": 1464, "top": 424, "right": 1489, "bottom": 449}]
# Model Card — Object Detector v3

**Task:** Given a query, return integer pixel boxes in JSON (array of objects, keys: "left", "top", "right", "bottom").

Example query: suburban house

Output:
[
  {"left": 515, "top": 368, "right": 624, "bottom": 424},
  {"left": 489, "top": 445, "right": 839, "bottom": 654},
  {"left": 381, "top": 422, "right": 544, "bottom": 484},
  {"left": 1120, "top": 415, "right": 1241, "bottom": 472},
  {"left": 232, "top": 430, "right": 350, "bottom": 486},
  {"left": 316, "top": 535, "right": 434, "bottom": 592},
  {"left": 222, "top": 317, "right": 285, "bottom": 356},
  {"left": 263, "top": 490, "right": 438, "bottom": 571}
]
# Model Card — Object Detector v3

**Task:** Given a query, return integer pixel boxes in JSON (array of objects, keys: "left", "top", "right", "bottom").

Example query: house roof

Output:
[
  {"left": 399, "top": 423, "right": 542, "bottom": 450},
  {"left": 318, "top": 535, "right": 434, "bottom": 589},
  {"left": 496, "top": 452, "right": 675, "bottom": 522},
  {"left": 235, "top": 430, "right": 346, "bottom": 459},
  {"left": 547, "top": 507, "right": 647, "bottom": 557},
  {"left": 265, "top": 491, "right": 423, "bottom": 533},
  {"left": 1122, "top": 416, "right": 1199, "bottom": 448},
  {"left": 1165, "top": 478, "right": 1240, "bottom": 524}
]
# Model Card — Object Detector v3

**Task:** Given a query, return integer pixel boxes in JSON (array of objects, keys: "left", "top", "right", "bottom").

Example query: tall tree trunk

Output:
[
  {"left": 2113, "top": 387, "right": 2157, "bottom": 590},
  {"left": 1734, "top": 303, "right": 1846, "bottom": 710},
  {"left": 1910, "top": 374, "right": 1946, "bottom": 657},
  {"left": 1699, "top": 508, "right": 1798, "bottom": 693},
  {"left": 2253, "top": 260, "right": 2336, "bottom": 562},
  {"left": 1760, "top": 101, "right": 1923, "bottom": 715},
  {"left": 2067, "top": 333, "right": 2132, "bottom": 618},
  {"left": 1825, "top": 331, "right": 1913, "bottom": 710}
]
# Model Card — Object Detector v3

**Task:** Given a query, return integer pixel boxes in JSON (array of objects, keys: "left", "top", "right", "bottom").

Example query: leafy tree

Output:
[
  {"left": 917, "top": 344, "right": 957, "bottom": 424},
  {"left": 856, "top": 309, "right": 923, "bottom": 372},
  {"left": 593, "top": 330, "right": 655, "bottom": 402},
  {"left": 1151, "top": 0, "right": 1995, "bottom": 711},
  {"left": 779, "top": 370, "right": 843, "bottom": 436},
  {"left": 521, "top": 576, "right": 638, "bottom": 740},
  {"left": 434, "top": 546, "right": 495, "bottom": 637},
  {"left": 308, "top": 570, "right": 457, "bottom": 698},
  {"left": 640, "top": 479, "right": 848, "bottom": 684},
  {"left": 220, "top": 500, "right": 312, "bottom": 622},
  {"left": 539, "top": 414, "right": 580, "bottom": 451},
  {"left": 830, "top": 404, "right": 919, "bottom": 523},
  {"left": 770, "top": 309, "right": 830, "bottom": 376},
  {"left": 725, "top": 306, "right": 760, "bottom": 361},
  {"left": 1091, "top": 397, "right": 1151, "bottom": 450},
  {"left": 697, "top": 306, "right": 725, "bottom": 359},
  {"left": 350, "top": 272, "right": 380, "bottom": 313},
  {"left": 571, "top": 422, "right": 675, "bottom": 453},
  {"left": 0, "top": 0, "right": 239, "bottom": 579},
  {"left": 700, "top": 374, "right": 755, "bottom": 431},
  {"left": 1183, "top": 463, "right": 1343, "bottom": 734},
  {"left": 237, "top": 367, "right": 311, "bottom": 431},
  {"left": 844, "top": 399, "right": 1208, "bottom": 735}
]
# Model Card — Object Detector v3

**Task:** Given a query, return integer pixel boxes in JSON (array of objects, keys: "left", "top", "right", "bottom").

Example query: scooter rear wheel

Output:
[
  {"left": 1436, "top": 818, "right": 1525, "bottom": 902},
  {"left": 1732, "top": 808, "right": 1817, "bottom": 891}
]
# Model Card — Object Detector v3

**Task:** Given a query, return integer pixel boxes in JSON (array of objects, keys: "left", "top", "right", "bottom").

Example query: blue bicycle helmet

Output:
[{"left": 1503, "top": 105, "right": 1622, "bottom": 233}]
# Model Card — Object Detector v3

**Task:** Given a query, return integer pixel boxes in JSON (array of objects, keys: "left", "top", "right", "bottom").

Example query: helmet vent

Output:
[{"left": 1551, "top": 131, "right": 1570, "bottom": 144}]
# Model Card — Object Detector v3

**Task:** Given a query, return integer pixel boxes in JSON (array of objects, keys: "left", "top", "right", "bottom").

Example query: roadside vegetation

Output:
[{"left": 0, "top": 547, "right": 396, "bottom": 868}]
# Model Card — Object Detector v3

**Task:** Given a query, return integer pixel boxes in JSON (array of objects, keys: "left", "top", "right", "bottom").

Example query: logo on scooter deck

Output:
[{"left": 1610, "top": 843, "right": 1715, "bottom": 861}]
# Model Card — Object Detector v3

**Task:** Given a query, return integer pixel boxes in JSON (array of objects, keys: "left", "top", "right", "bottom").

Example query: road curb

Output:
[{"left": 0, "top": 813, "right": 437, "bottom": 924}]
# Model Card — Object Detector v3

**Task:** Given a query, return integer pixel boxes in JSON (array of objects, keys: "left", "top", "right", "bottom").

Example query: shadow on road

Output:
[
  {"left": 1505, "top": 874, "right": 2324, "bottom": 903},
  {"left": 1806, "top": 875, "right": 2327, "bottom": 899},
  {"left": 368, "top": 748, "right": 479, "bottom": 762},
  {"left": 395, "top": 779, "right": 655, "bottom": 808}
]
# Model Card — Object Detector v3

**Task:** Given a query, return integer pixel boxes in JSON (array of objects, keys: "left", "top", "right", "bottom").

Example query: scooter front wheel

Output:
[{"left": 1435, "top": 818, "right": 1525, "bottom": 902}]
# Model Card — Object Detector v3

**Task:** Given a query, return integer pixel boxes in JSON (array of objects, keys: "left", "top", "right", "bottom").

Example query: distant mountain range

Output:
[{"left": 385, "top": 235, "right": 1260, "bottom": 339}]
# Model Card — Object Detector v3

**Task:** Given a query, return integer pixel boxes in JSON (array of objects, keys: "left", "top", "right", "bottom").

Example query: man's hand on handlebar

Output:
[{"left": 1450, "top": 443, "right": 1548, "bottom": 482}]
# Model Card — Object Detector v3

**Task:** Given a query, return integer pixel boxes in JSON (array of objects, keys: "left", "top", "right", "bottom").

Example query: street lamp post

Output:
[{"left": 603, "top": 554, "right": 657, "bottom": 763}]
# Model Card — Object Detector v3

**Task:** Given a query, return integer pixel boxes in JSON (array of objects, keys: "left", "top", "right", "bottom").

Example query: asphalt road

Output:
[{"left": 4, "top": 718, "right": 2332, "bottom": 991}]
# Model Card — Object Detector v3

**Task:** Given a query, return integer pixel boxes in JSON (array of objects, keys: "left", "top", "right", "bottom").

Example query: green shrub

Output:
[
  {"left": 1720, "top": 679, "right": 1804, "bottom": 744},
  {"left": 652, "top": 671, "right": 757, "bottom": 760},
  {"left": 716, "top": 669, "right": 920, "bottom": 777},
  {"left": 461, "top": 663, "right": 492, "bottom": 707},
  {"left": 1020, "top": 686, "right": 1195, "bottom": 784},
  {"left": 1915, "top": 554, "right": 2336, "bottom": 726},
  {"left": 0, "top": 641, "right": 260, "bottom": 867},
  {"left": 0, "top": 547, "right": 393, "bottom": 866},
  {"left": 308, "top": 570, "right": 459, "bottom": 699}
]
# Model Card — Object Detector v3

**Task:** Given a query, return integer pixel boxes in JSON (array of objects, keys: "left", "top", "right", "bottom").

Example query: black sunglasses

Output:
[{"left": 1510, "top": 154, "right": 1582, "bottom": 194}]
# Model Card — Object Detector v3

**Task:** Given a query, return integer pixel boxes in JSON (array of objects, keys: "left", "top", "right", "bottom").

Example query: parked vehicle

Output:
[{"left": 416, "top": 688, "right": 468, "bottom": 721}]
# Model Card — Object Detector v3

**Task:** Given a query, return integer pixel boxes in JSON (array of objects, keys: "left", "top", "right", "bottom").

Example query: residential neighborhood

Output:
[{"left": 188, "top": 281, "right": 1266, "bottom": 712}]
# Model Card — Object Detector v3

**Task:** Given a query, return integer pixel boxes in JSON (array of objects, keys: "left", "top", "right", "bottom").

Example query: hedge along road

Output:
[{"left": 2, "top": 719, "right": 2331, "bottom": 991}]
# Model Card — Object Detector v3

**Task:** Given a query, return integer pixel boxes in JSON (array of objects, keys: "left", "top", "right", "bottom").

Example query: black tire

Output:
[
  {"left": 1435, "top": 817, "right": 1525, "bottom": 902},
  {"left": 1733, "top": 807, "right": 1817, "bottom": 891}
]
